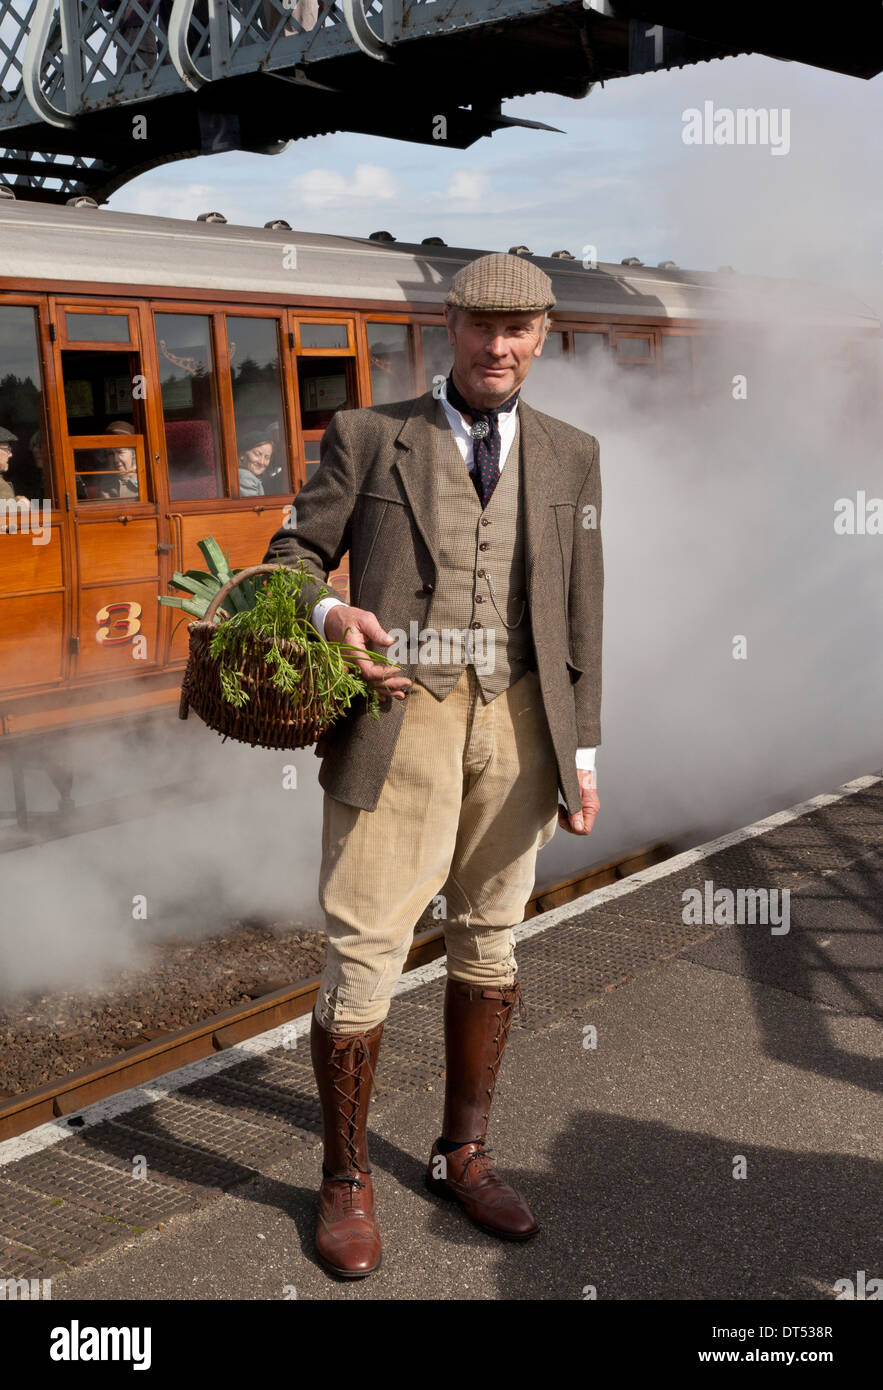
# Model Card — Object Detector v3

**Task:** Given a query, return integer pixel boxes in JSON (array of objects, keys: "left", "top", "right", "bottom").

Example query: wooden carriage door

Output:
[
  {"left": 50, "top": 301, "right": 166, "bottom": 679},
  {"left": 286, "top": 313, "right": 363, "bottom": 600},
  {"left": 154, "top": 305, "right": 305, "bottom": 667}
]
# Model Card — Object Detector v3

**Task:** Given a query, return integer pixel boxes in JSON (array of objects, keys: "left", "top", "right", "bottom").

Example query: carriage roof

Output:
[{"left": 0, "top": 198, "right": 877, "bottom": 330}]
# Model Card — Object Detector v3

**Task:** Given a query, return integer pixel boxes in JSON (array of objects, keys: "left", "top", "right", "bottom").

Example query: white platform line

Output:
[{"left": 2, "top": 771, "right": 879, "bottom": 1167}]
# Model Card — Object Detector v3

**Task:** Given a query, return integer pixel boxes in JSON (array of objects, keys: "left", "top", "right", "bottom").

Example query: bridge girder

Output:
[{"left": 0, "top": 1, "right": 880, "bottom": 204}]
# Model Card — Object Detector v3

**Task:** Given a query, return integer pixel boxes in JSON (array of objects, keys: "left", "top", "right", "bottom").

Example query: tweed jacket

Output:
[{"left": 262, "top": 388, "right": 603, "bottom": 815}]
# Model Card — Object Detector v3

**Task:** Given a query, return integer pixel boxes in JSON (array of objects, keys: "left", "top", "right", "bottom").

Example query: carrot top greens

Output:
[{"left": 159, "top": 538, "right": 396, "bottom": 721}]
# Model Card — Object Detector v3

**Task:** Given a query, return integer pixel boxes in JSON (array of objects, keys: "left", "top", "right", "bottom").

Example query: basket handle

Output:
[{"left": 203, "top": 563, "right": 285, "bottom": 625}]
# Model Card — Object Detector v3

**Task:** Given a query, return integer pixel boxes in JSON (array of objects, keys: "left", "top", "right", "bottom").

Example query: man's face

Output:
[
  {"left": 109, "top": 446, "right": 136, "bottom": 475},
  {"left": 445, "top": 306, "right": 548, "bottom": 408},
  {"left": 0, "top": 442, "right": 12, "bottom": 473}
]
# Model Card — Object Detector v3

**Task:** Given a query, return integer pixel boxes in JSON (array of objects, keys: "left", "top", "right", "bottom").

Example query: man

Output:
[
  {"left": 97, "top": 421, "right": 139, "bottom": 500},
  {"left": 0, "top": 425, "right": 26, "bottom": 503},
  {"left": 263, "top": 253, "right": 603, "bottom": 1278}
]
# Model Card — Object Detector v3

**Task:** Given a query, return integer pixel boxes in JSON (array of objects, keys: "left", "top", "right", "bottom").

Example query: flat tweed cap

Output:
[{"left": 445, "top": 252, "right": 556, "bottom": 312}]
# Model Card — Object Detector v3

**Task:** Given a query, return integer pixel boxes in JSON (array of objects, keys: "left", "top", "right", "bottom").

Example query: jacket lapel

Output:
[
  {"left": 390, "top": 387, "right": 568, "bottom": 589},
  {"left": 392, "top": 390, "right": 442, "bottom": 570}
]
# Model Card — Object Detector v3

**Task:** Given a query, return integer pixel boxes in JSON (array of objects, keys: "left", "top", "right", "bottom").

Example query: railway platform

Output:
[{"left": 1, "top": 773, "right": 880, "bottom": 1304}]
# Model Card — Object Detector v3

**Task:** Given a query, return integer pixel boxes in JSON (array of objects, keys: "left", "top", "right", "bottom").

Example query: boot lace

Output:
[
  {"left": 481, "top": 980, "right": 527, "bottom": 1130},
  {"left": 461, "top": 1144, "right": 497, "bottom": 1181},
  {"left": 340, "top": 1176, "right": 367, "bottom": 1213},
  {"left": 330, "top": 1033, "right": 379, "bottom": 1173}
]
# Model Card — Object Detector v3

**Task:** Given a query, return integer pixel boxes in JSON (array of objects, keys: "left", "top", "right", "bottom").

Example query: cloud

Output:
[
  {"left": 116, "top": 181, "right": 216, "bottom": 219},
  {"left": 287, "top": 162, "right": 399, "bottom": 208},
  {"left": 444, "top": 169, "right": 491, "bottom": 204}
]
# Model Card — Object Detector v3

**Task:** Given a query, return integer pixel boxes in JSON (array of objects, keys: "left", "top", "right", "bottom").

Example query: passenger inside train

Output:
[
  {"left": 237, "top": 429, "right": 275, "bottom": 497},
  {"left": 97, "top": 421, "right": 140, "bottom": 501},
  {"left": 0, "top": 425, "right": 25, "bottom": 502}
]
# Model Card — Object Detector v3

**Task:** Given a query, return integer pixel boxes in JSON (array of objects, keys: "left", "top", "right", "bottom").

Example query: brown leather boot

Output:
[
  {"left": 425, "top": 978, "right": 538, "bottom": 1240},
  {"left": 310, "top": 1013, "right": 384, "bottom": 1277}
]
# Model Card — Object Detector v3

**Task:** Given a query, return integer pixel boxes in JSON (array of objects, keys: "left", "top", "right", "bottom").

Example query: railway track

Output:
[{"left": 0, "top": 842, "right": 671, "bottom": 1143}]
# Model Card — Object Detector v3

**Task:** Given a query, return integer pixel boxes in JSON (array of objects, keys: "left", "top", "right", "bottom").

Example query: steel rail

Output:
[{"left": 0, "top": 842, "right": 671, "bottom": 1142}]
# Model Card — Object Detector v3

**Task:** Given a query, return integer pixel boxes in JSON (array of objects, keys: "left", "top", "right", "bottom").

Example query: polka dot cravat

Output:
[{"left": 445, "top": 371, "right": 521, "bottom": 508}]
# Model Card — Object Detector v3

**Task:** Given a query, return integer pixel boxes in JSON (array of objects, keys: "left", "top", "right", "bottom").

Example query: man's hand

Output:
[
  {"left": 557, "top": 768, "right": 599, "bottom": 835},
  {"left": 323, "top": 604, "right": 412, "bottom": 703}
]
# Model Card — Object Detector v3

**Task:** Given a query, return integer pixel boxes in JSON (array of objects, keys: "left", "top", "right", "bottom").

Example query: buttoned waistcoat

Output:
[
  {"left": 417, "top": 406, "right": 533, "bottom": 698},
  {"left": 262, "top": 387, "right": 603, "bottom": 815}
]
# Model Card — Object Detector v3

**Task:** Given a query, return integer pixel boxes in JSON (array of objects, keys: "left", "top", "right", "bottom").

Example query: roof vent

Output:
[
  {"left": 0, "top": 185, "right": 15, "bottom": 201},
  {"left": 67, "top": 195, "right": 99, "bottom": 209},
  {"left": 264, "top": 218, "right": 291, "bottom": 230},
  {"left": 551, "top": 249, "right": 575, "bottom": 259},
  {"left": 621, "top": 256, "right": 643, "bottom": 266},
  {"left": 657, "top": 259, "right": 679, "bottom": 269},
  {"left": 369, "top": 230, "right": 395, "bottom": 242},
  {"left": 197, "top": 211, "right": 227, "bottom": 223},
  {"left": 421, "top": 235, "right": 446, "bottom": 246},
  {"left": 508, "top": 245, "right": 532, "bottom": 257}
]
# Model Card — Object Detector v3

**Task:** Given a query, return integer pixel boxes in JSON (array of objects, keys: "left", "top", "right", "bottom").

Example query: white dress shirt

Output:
[{"left": 310, "top": 377, "right": 597, "bottom": 792}]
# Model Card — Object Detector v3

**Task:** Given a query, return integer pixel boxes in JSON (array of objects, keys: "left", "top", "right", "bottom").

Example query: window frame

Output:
[
  {"left": 0, "top": 295, "right": 59, "bottom": 512},
  {"left": 222, "top": 309, "right": 301, "bottom": 500},
  {"left": 613, "top": 329, "right": 658, "bottom": 366},
  {"left": 292, "top": 317, "right": 357, "bottom": 356},
  {"left": 59, "top": 305, "right": 138, "bottom": 351},
  {"left": 152, "top": 303, "right": 239, "bottom": 503},
  {"left": 362, "top": 315, "right": 416, "bottom": 405},
  {"left": 71, "top": 433, "right": 148, "bottom": 505}
]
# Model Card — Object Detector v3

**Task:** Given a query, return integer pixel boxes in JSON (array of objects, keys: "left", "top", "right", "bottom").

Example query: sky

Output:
[{"left": 109, "top": 52, "right": 883, "bottom": 313}]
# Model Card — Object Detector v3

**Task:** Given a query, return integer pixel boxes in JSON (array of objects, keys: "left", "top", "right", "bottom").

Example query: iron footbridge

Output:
[{"left": 0, "top": 1, "right": 880, "bottom": 202}]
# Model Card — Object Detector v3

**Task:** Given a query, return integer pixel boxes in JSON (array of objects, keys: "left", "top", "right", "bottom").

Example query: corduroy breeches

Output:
[{"left": 315, "top": 666, "right": 559, "bottom": 1032}]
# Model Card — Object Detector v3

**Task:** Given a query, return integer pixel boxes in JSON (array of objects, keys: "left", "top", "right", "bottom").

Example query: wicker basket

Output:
[{"left": 178, "top": 563, "right": 337, "bottom": 750}]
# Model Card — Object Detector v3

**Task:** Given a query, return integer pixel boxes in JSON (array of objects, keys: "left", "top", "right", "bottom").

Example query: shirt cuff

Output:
[{"left": 310, "top": 594, "right": 346, "bottom": 639}]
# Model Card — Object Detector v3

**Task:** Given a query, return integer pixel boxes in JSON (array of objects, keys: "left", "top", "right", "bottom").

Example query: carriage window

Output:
[
  {"left": 367, "top": 322, "right": 412, "bottom": 404},
  {"left": 540, "top": 331, "right": 565, "bottom": 358},
  {"left": 420, "top": 324, "right": 452, "bottom": 391},
  {"left": 227, "top": 316, "right": 290, "bottom": 497},
  {"left": 74, "top": 443, "right": 141, "bottom": 502},
  {"left": 300, "top": 322, "right": 351, "bottom": 351},
  {"left": 0, "top": 305, "right": 51, "bottom": 505},
  {"left": 297, "top": 357, "right": 356, "bottom": 432},
  {"left": 65, "top": 312, "right": 131, "bottom": 344},
  {"left": 616, "top": 334, "right": 654, "bottom": 361},
  {"left": 573, "top": 331, "right": 610, "bottom": 368},
  {"left": 62, "top": 350, "right": 138, "bottom": 433},
  {"left": 155, "top": 314, "right": 224, "bottom": 501}
]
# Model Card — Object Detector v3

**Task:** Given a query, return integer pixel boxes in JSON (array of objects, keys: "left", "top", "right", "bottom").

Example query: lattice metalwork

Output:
[
  {"left": 0, "top": 145, "right": 103, "bottom": 196},
  {"left": 0, "top": 0, "right": 42, "bottom": 122},
  {"left": 2, "top": 0, "right": 553, "bottom": 127},
  {"left": 0, "top": 2, "right": 879, "bottom": 203}
]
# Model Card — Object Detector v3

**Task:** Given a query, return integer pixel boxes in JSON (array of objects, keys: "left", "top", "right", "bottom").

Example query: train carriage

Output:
[{"left": 0, "top": 196, "right": 879, "bottom": 798}]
